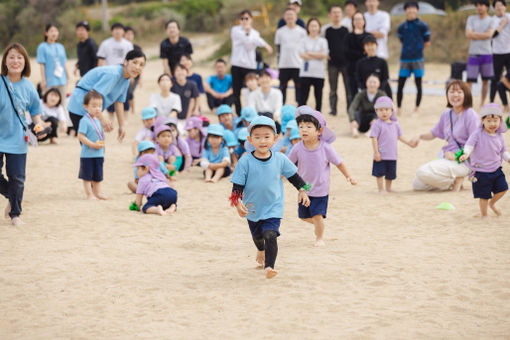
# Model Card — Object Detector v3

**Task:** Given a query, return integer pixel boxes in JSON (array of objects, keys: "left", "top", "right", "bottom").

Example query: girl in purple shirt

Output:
[
  {"left": 459, "top": 103, "right": 510, "bottom": 218},
  {"left": 184, "top": 116, "right": 206, "bottom": 165},
  {"left": 370, "top": 97, "right": 417, "bottom": 193},
  {"left": 154, "top": 124, "right": 179, "bottom": 179}
]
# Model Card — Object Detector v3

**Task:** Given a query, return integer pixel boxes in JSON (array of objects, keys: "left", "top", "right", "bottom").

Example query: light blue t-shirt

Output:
[
  {"left": 36, "top": 42, "right": 68, "bottom": 87},
  {"left": 78, "top": 115, "right": 105, "bottom": 158},
  {"left": 231, "top": 151, "right": 297, "bottom": 222},
  {"left": 68, "top": 65, "right": 129, "bottom": 117},
  {"left": 203, "top": 145, "right": 230, "bottom": 163},
  {"left": 207, "top": 74, "right": 232, "bottom": 94},
  {"left": 0, "top": 76, "right": 42, "bottom": 154}
]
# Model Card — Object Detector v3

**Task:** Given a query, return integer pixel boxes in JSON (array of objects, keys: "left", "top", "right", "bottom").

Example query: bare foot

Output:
[
  {"left": 256, "top": 250, "right": 265, "bottom": 268},
  {"left": 86, "top": 195, "right": 98, "bottom": 200},
  {"left": 452, "top": 178, "right": 463, "bottom": 192},
  {"left": 156, "top": 205, "right": 166, "bottom": 216},
  {"left": 265, "top": 267, "right": 278, "bottom": 279},
  {"left": 94, "top": 193, "right": 108, "bottom": 200},
  {"left": 314, "top": 239, "right": 325, "bottom": 247},
  {"left": 11, "top": 217, "right": 25, "bottom": 226},
  {"left": 414, "top": 106, "right": 420, "bottom": 114},
  {"left": 210, "top": 178, "right": 219, "bottom": 183},
  {"left": 205, "top": 178, "right": 212, "bottom": 183},
  {"left": 50, "top": 138, "right": 57, "bottom": 144},
  {"left": 397, "top": 107, "right": 402, "bottom": 116},
  {"left": 351, "top": 128, "right": 359, "bottom": 138},
  {"left": 489, "top": 202, "right": 502, "bottom": 216},
  {"left": 165, "top": 204, "right": 176, "bottom": 215},
  {"left": 4, "top": 202, "right": 10, "bottom": 219}
]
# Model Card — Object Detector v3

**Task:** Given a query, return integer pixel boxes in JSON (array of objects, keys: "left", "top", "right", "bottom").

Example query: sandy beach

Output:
[{"left": 1, "top": 34, "right": 510, "bottom": 339}]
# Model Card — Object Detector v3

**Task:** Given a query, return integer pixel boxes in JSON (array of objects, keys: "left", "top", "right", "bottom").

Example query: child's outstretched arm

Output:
[
  {"left": 399, "top": 136, "right": 418, "bottom": 148},
  {"left": 371, "top": 137, "right": 381, "bottom": 162},
  {"left": 229, "top": 183, "right": 249, "bottom": 217},
  {"left": 286, "top": 173, "right": 311, "bottom": 207},
  {"left": 135, "top": 194, "right": 144, "bottom": 210},
  {"left": 336, "top": 163, "right": 357, "bottom": 185}
]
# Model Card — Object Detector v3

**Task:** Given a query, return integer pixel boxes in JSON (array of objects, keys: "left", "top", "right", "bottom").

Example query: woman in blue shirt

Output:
[
  {"left": 0, "top": 43, "right": 45, "bottom": 226},
  {"left": 68, "top": 49, "right": 146, "bottom": 141}
]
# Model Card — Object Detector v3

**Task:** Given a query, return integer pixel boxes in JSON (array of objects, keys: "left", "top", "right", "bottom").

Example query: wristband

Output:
[{"left": 302, "top": 183, "right": 311, "bottom": 192}]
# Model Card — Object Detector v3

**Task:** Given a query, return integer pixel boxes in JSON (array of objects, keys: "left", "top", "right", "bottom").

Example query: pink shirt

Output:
[
  {"left": 287, "top": 140, "right": 343, "bottom": 197},
  {"left": 431, "top": 108, "right": 480, "bottom": 154},
  {"left": 136, "top": 173, "right": 169, "bottom": 198},
  {"left": 370, "top": 119, "right": 403, "bottom": 161},
  {"left": 465, "top": 129, "right": 507, "bottom": 173}
]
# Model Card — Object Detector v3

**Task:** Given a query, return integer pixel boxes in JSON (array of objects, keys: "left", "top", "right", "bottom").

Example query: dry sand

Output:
[{"left": 1, "top": 34, "right": 510, "bottom": 339}]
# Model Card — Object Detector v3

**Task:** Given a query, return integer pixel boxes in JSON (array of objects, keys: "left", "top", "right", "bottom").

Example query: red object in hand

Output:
[
  {"left": 229, "top": 191, "right": 243, "bottom": 207},
  {"left": 25, "top": 135, "right": 28, "bottom": 142}
]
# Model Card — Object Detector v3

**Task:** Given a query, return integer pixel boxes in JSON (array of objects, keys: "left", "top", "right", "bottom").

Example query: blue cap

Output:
[
  {"left": 248, "top": 116, "right": 277, "bottom": 134},
  {"left": 223, "top": 129, "right": 239, "bottom": 147},
  {"left": 217, "top": 104, "right": 233, "bottom": 116},
  {"left": 286, "top": 119, "right": 298, "bottom": 131},
  {"left": 142, "top": 106, "right": 157, "bottom": 120},
  {"left": 281, "top": 105, "right": 296, "bottom": 130},
  {"left": 237, "top": 127, "right": 249, "bottom": 141},
  {"left": 137, "top": 140, "right": 156, "bottom": 153},
  {"left": 207, "top": 123, "right": 224, "bottom": 137},
  {"left": 240, "top": 106, "right": 258, "bottom": 122},
  {"left": 289, "top": 127, "right": 301, "bottom": 140}
]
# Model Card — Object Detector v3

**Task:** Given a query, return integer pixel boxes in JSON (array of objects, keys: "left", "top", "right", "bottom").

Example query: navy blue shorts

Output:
[
  {"left": 79, "top": 157, "right": 104, "bottom": 182},
  {"left": 248, "top": 218, "right": 281, "bottom": 238},
  {"left": 372, "top": 160, "right": 397, "bottom": 180},
  {"left": 298, "top": 195, "right": 328, "bottom": 219},
  {"left": 143, "top": 187, "right": 178, "bottom": 213},
  {"left": 471, "top": 168, "right": 508, "bottom": 199}
]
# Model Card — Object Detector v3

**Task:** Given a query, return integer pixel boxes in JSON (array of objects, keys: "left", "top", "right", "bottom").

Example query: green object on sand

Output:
[
  {"left": 506, "top": 116, "right": 510, "bottom": 129},
  {"left": 129, "top": 202, "right": 140, "bottom": 211},
  {"left": 436, "top": 202, "right": 455, "bottom": 210}
]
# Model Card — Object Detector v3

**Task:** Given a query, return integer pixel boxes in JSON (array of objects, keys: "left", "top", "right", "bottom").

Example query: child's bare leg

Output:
[
  {"left": 211, "top": 167, "right": 225, "bottom": 183},
  {"left": 164, "top": 204, "right": 177, "bottom": 215},
  {"left": 92, "top": 181, "right": 107, "bottom": 200},
  {"left": 385, "top": 179, "right": 393, "bottom": 193},
  {"left": 300, "top": 218, "right": 314, "bottom": 224},
  {"left": 312, "top": 215, "right": 325, "bottom": 246},
  {"left": 127, "top": 181, "right": 137, "bottom": 193},
  {"left": 479, "top": 198, "right": 489, "bottom": 218},
  {"left": 452, "top": 177, "right": 464, "bottom": 192},
  {"left": 145, "top": 205, "right": 166, "bottom": 216},
  {"left": 376, "top": 177, "right": 384, "bottom": 192},
  {"left": 4, "top": 201, "right": 10, "bottom": 219},
  {"left": 489, "top": 191, "right": 507, "bottom": 216},
  {"left": 204, "top": 168, "right": 213, "bottom": 182},
  {"left": 83, "top": 180, "right": 96, "bottom": 200}
]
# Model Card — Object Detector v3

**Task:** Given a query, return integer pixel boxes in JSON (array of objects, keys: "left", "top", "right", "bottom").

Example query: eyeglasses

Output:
[{"left": 240, "top": 17, "right": 250, "bottom": 21}]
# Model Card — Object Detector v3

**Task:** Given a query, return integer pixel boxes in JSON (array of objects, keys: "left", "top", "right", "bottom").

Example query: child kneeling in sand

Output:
[
  {"left": 459, "top": 103, "right": 510, "bottom": 218},
  {"left": 230, "top": 116, "right": 310, "bottom": 279},
  {"left": 134, "top": 154, "right": 177, "bottom": 215},
  {"left": 288, "top": 106, "right": 357, "bottom": 247}
]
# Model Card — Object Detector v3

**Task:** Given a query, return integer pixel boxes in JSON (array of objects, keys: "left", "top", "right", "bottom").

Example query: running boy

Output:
[
  {"left": 230, "top": 115, "right": 310, "bottom": 279},
  {"left": 288, "top": 106, "right": 356, "bottom": 247},
  {"left": 78, "top": 90, "right": 107, "bottom": 200}
]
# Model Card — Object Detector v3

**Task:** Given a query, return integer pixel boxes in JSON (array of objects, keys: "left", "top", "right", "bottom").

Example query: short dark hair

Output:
[
  {"left": 245, "top": 72, "right": 258, "bottom": 82},
  {"left": 76, "top": 21, "right": 90, "bottom": 31},
  {"left": 474, "top": 0, "right": 490, "bottom": 6},
  {"left": 345, "top": 1, "right": 358, "bottom": 7},
  {"left": 125, "top": 26, "right": 135, "bottom": 34},
  {"left": 306, "top": 17, "right": 321, "bottom": 34},
  {"left": 493, "top": 0, "right": 506, "bottom": 5},
  {"left": 158, "top": 73, "right": 172, "bottom": 83},
  {"left": 404, "top": 1, "right": 419, "bottom": 10},
  {"left": 165, "top": 19, "right": 180, "bottom": 30},
  {"left": 173, "top": 63, "right": 187, "bottom": 74},
  {"left": 249, "top": 125, "right": 276, "bottom": 136},
  {"left": 446, "top": 80, "right": 473, "bottom": 109},
  {"left": 239, "top": 9, "right": 252, "bottom": 18},
  {"left": 284, "top": 6, "right": 297, "bottom": 14},
  {"left": 1, "top": 43, "right": 31, "bottom": 77},
  {"left": 216, "top": 58, "right": 226, "bottom": 65},
  {"left": 296, "top": 115, "right": 321, "bottom": 130},
  {"left": 110, "top": 22, "right": 124, "bottom": 31},
  {"left": 125, "top": 49, "right": 146, "bottom": 62},
  {"left": 259, "top": 69, "right": 271, "bottom": 78},
  {"left": 363, "top": 34, "right": 377, "bottom": 46},
  {"left": 329, "top": 5, "right": 342, "bottom": 12},
  {"left": 84, "top": 90, "right": 103, "bottom": 105},
  {"left": 42, "top": 88, "right": 62, "bottom": 106}
]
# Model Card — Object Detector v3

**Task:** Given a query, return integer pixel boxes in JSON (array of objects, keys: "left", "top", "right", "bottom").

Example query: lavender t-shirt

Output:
[
  {"left": 155, "top": 143, "right": 179, "bottom": 162},
  {"left": 136, "top": 174, "right": 169, "bottom": 198},
  {"left": 465, "top": 129, "right": 507, "bottom": 173},
  {"left": 186, "top": 136, "right": 205, "bottom": 158},
  {"left": 369, "top": 119, "right": 403, "bottom": 160},
  {"left": 287, "top": 140, "right": 342, "bottom": 197},
  {"left": 430, "top": 108, "right": 480, "bottom": 154}
]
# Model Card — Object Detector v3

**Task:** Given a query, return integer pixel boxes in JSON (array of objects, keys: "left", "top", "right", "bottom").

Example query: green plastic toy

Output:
[
  {"left": 436, "top": 202, "right": 455, "bottom": 210},
  {"left": 455, "top": 148, "right": 464, "bottom": 164},
  {"left": 129, "top": 202, "right": 140, "bottom": 211},
  {"left": 506, "top": 116, "right": 510, "bottom": 129},
  {"left": 302, "top": 183, "right": 312, "bottom": 191}
]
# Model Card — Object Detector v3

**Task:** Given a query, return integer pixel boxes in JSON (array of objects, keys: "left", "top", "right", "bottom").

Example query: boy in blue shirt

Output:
[
  {"left": 396, "top": 2, "right": 431, "bottom": 115},
  {"left": 230, "top": 116, "right": 310, "bottom": 279},
  {"left": 77, "top": 90, "right": 107, "bottom": 200}
]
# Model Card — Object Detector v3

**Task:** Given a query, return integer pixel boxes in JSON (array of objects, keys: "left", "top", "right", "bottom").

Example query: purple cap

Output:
[
  {"left": 374, "top": 96, "right": 397, "bottom": 121},
  {"left": 133, "top": 154, "right": 167, "bottom": 182},
  {"left": 481, "top": 103, "right": 503, "bottom": 118},
  {"left": 154, "top": 124, "right": 171, "bottom": 137},
  {"left": 295, "top": 106, "right": 336, "bottom": 143},
  {"left": 185, "top": 116, "right": 203, "bottom": 130}
]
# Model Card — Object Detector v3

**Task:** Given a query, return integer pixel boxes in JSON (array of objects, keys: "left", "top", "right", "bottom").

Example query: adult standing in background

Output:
[
  {"left": 1, "top": 43, "right": 46, "bottom": 226},
  {"left": 277, "top": 0, "right": 305, "bottom": 29},
  {"left": 364, "top": 0, "right": 390, "bottom": 59},
  {"left": 75, "top": 21, "right": 98, "bottom": 77},
  {"left": 97, "top": 23, "right": 133, "bottom": 66},
  {"left": 230, "top": 9, "right": 273, "bottom": 116},
  {"left": 323, "top": 5, "right": 349, "bottom": 116},
  {"left": 341, "top": 1, "right": 358, "bottom": 32},
  {"left": 490, "top": 0, "right": 510, "bottom": 103},
  {"left": 275, "top": 7, "right": 307, "bottom": 104},
  {"left": 37, "top": 24, "right": 70, "bottom": 102},
  {"left": 160, "top": 20, "right": 193, "bottom": 76}
]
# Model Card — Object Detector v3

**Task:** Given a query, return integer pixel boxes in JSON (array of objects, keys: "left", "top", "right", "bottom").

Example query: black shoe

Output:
[{"left": 329, "top": 111, "right": 337, "bottom": 116}]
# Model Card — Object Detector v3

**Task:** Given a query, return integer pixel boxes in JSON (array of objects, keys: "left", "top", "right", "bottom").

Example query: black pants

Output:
[
  {"left": 497, "top": 81, "right": 510, "bottom": 105},
  {"left": 69, "top": 112, "right": 82, "bottom": 134},
  {"left": 356, "top": 111, "right": 377, "bottom": 133},
  {"left": 252, "top": 230, "right": 278, "bottom": 269},
  {"left": 328, "top": 64, "right": 350, "bottom": 114},
  {"left": 299, "top": 77, "right": 325, "bottom": 112},
  {"left": 231, "top": 65, "right": 255, "bottom": 116},
  {"left": 0, "top": 152, "right": 26, "bottom": 219},
  {"left": 397, "top": 76, "right": 422, "bottom": 108},
  {"left": 346, "top": 71, "right": 359, "bottom": 108},
  {"left": 206, "top": 92, "right": 235, "bottom": 110},
  {"left": 279, "top": 68, "right": 300, "bottom": 104},
  {"left": 491, "top": 53, "right": 510, "bottom": 102}
]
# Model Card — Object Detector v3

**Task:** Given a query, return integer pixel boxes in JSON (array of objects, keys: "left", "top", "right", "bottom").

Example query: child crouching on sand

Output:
[
  {"left": 134, "top": 154, "right": 177, "bottom": 215},
  {"left": 459, "top": 103, "right": 510, "bottom": 218},
  {"left": 154, "top": 124, "right": 180, "bottom": 180},
  {"left": 230, "top": 116, "right": 310, "bottom": 279}
]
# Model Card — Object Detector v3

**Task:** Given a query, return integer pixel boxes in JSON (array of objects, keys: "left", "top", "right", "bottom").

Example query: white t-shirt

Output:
[
  {"left": 274, "top": 25, "right": 307, "bottom": 69},
  {"left": 41, "top": 101, "right": 66, "bottom": 121},
  {"left": 135, "top": 127, "right": 153, "bottom": 142},
  {"left": 298, "top": 36, "right": 329, "bottom": 79},
  {"left": 341, "top": 17, "right": 353, "bottom": 32},
  {"left": 492, "top": 13, "right": 510, "bottom": 54},
  {"left": 149, "top": 93, "right": 182, "bottom": 117},
  {"left": 466, "top": 15, "right": 496, "bottom": 55},
  {"left": 230, "top": 25, "right": 267, "bottom": 69},
  {"left": 97, "top": 37, "right": 133, "bottom": 65},
  {"left": 247, "top": 88, "right": 283, "bottom": 122},
  {"left": 241, "top": 87, "right": 256, "bottom": 107},
  {"left": 364, "top": 10, "right": 391, "bottom": 59}
]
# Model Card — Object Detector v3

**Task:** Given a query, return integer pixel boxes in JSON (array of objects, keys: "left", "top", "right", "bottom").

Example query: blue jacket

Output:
[{"left": 397, "top": 18, "right": 431, "bottom": 61}]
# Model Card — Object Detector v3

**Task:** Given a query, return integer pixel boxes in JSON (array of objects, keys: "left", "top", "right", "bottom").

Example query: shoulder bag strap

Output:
[
  {"left": 1, "top": 75, "right": 27, "bottom": 131},
  {"left": 449, "top": 109, "right": 462, "bottom": 150}
]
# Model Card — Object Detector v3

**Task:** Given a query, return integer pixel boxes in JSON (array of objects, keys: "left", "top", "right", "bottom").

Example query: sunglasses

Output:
[{"left": 240, "top": 16, "right": 250, "bottom": 21}]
